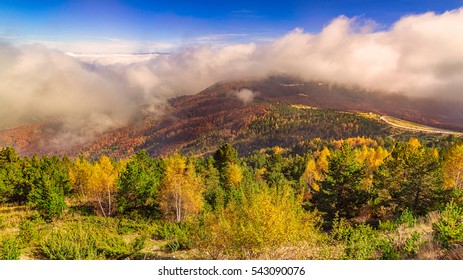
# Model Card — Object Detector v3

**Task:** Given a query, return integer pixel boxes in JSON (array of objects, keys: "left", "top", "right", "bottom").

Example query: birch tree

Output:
[{"left": 159, "top": 154, "right": 204, "bottom": 222}]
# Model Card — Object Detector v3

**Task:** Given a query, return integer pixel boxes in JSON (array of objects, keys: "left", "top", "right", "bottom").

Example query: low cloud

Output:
[
  {"left": 1, "top": 8, "right": 463, "bottom": 148},
  {"left": 234, "top": 89, "right": 258, "bottom": 105}
]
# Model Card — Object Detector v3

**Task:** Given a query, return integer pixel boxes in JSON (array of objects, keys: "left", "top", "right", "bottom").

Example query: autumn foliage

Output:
[{"left": 2, "top": 135, "right": 463, "bottom": 259}]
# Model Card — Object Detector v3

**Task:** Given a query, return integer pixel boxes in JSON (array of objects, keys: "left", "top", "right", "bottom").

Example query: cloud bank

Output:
[
  {"left": 1, "top": 8, "right": 463, "bottom": 147},
  {"left": 234, "top": 89, "right": 259, "bottom": 105}
]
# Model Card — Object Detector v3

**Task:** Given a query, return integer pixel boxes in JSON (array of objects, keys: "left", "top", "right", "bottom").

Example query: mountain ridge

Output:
[{"left": 1, "top": 76, "right": 462, "bottom": 157}]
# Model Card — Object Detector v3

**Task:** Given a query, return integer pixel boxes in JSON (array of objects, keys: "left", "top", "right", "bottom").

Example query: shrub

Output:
[
  {"left": 396, "top": 209, "right": 416, "bottom": 228},
  {"left": 39, "top": 220, "right": 145, "bottom": 260},
  {"left": 433, "top": 201, "right": 463, "bottom": 249},
  {"left": 403, "top": 231, "right": 421, "bottom": 257},
  {"left": 379, "top": 238, "right": 401, "bottom": 260},
  {"left": 378, "top": 219, "right": 397, "bottom": 232},
  {"left": 117, "top": 216, "right": 147, "bottom": 235},
  {"left": 154, "top": 222, "right": 192, "bottom": 252},
  {"left": 18, "top": 219, "right": 39, "bottom": 245},
  {"left": 1, "top": 236, "right": 21, "bottom": 260},
  {"left": 342, "top": 224, "right": 381, "bottom": 260},
  {"left": 196, "top": 184, "right": 321, "bottom": 259}
]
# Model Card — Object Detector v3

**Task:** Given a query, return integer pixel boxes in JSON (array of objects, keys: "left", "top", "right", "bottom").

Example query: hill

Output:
[{"left": 1, "top": 76, "right": 462, "bottom": 157}]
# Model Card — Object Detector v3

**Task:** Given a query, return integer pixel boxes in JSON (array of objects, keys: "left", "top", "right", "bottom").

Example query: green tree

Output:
[
  {"left": 213, "top": 144, "right": 241, "bottom": 187},
  {"left": 213, "top": 143, "right": 238, "bottom": 172},
  {"left": 314, "top": 142, "right": 369, "bottom": 223},
  {"left": 373, "top": 139, "right": 445, "bottom": 218},
  {"left": 26, "top": 156, "right": 69, "bottom": 221},
  {"left": 0, "top": 147, "right": 23, "bottom": 203},
  {"left": 117, "top": 150, "right": 164, "bottom": 216},
  {"left": 200, "top": 156, "right": 224, "bottom": 211}
]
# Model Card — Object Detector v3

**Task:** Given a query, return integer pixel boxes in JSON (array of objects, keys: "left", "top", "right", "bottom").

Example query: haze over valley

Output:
[
  {"left": 4, "top": 1, "right": 463, "bottom": 264},
  {"left": 1, "top": 6, "right": 463, "bottom": 155}
]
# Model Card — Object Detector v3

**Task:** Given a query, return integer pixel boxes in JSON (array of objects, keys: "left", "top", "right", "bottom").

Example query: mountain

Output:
[{"left": 1, "top": 76, "right": 463, "bottom": 157}]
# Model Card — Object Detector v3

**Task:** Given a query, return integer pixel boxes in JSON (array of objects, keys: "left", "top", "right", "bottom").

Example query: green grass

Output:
[{"left": 0, "top": 205, "right": 196, "bottom": 260}]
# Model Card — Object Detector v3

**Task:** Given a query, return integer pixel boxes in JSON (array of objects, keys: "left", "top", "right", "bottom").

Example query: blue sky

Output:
[{"left": 1, "top": 0, "right": 462, "bottom": 52}]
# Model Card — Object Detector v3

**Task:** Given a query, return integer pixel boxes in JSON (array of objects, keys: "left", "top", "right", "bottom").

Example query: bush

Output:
[
  {"left": 154, "top": 222, "right": 192, "bottom": 252},
  {"left": 196, "top": 184, "right": 321, "bottom": 259},
  {"left": 342, "top": 224, "right": 381, "bottom": 260},
  {"left": 117, "top": 216, "right": 147, "bottom": 235},
  {"left": 332, "top": 219, "right": 396, "bottom": 260},
  {"left": 433, "top": 201, "right": 463, "bottom": 249},
  {"left": 396, "top": 209, "right": 416, "bottom": 228},
  {"left": 378, "top": 220, "right": 397, "bottom": 232},
  {"left": 1, "top": 236, "right": 21, "bottom": 260},
  {"left": 39, "top": 220, "right": 145, "bottom": 260},
  {"left": 18, "top": 219, "right": 39, "bottom": 245},
  {"left": 403, "top": 231, "right": 421, "bottom": 257}
]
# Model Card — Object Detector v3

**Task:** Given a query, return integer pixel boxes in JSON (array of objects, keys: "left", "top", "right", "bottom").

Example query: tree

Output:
[
  {"left": 197, "top": 182, "right": 321, "bottom": 259},
  {"left": 313, "top": 143, "right": 369, "bottom": 222},
  {"left": 223, "top": 163, "right": 243, "bottom": 187},
  {"left": 300, "top": 158, "right": 320, "bottom": 201},
  {"left": 0, "top": 147, "right": 23, "bottom": 203},
  {"left": 373, "top": 139, "right": 445, "bottom": 218},
  {"left": 69, "top": 156, "right": 93, "bottom": 200},
  {"left": 117, "top": 150, "right": 164, "bottom": 216},
  {"left": 443, "top": 143, "right": 463, "bottom": 190},
  {"left": 159, "top": 154, "right": 204, "bottom": 222},
  {"left": 213, "top": 144, "right": 242, "bottom": 187},
  {"left": 301, "top": 147, "right": 331, "bottom": 195},
  {"left": 26, "top": 156, "right": 70, "bottom": 221},
  {"left": 199, "top": 156, "right": 223, "bottom": 211},
  {"left": 70, "top": 156, "right": 121, "bottom": 217},
  {"left": 88, "top": 156, "right": 120, "bottom": 217},
  {"left": 213, "top": 143, "right": 238, "bottom": 172}
]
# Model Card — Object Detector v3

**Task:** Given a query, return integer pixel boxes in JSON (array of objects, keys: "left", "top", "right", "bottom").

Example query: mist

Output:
[
  {"left": 1, "top": 8, "right": 463, "bottom": 147},
  {"left": 234, "top": 89, "right": 259, "bottom": 105}
]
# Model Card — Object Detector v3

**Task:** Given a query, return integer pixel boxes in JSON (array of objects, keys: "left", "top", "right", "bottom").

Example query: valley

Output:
[{"left": 1, "top": 76, "right": 462, "bottom": 158}]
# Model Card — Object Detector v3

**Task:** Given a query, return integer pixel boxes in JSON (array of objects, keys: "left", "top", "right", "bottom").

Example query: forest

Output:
[{"left": 1, "top": 134, "right": 463, "bottom": 260}]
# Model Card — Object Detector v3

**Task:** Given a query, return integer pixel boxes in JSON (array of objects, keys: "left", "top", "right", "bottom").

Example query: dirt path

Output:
[{"left": 380, "top": 116, "right": 463, "bottom": 136}]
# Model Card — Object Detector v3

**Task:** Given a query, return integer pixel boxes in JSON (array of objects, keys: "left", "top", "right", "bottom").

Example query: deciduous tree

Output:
[{"left": 159, "top": 154, "right": 204, "bottom": 222}]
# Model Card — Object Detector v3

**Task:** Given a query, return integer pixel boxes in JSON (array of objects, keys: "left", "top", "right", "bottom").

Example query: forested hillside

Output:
[
  {"left": 2, "top": 135, "right": 463, "bottom": 260},
  {"left": 2, "top": 76, "right": 463, "bottom": 159}
]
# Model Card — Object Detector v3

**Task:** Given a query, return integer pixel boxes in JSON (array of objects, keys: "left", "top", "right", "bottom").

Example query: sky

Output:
[
  {"left": 1, "top": 0, "right": 462, "bottom": 53},
  {"left": 1, "top": 1, "right": 463, "bottom": 147}
]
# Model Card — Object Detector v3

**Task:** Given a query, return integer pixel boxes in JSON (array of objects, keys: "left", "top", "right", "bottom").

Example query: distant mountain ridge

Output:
[{"left": 1, "top": 76, "right": 462, "bottom": 157}]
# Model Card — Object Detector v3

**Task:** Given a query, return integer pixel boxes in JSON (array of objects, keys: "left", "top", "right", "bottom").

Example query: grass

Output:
[
  {"left": 290, "top": 104, "right": 318, "bottom": 110},
  {"left": 0, "top": 204, "right": 197, "bottom": 260},
  {"left": 0, "top": 203, "right": 460, "bottom": 260}
]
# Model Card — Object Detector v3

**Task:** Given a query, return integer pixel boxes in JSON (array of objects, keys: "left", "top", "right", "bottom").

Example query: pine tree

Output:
[
  {"left": 373, "top": 139, "right": 445, "bottom": 217},
  {"left": 314, "top": 142, "right": 368, "bottom": 222}
]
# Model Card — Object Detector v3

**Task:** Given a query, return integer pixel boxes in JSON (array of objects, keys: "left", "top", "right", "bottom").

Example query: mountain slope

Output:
[{"left": 1, "top": 76, "right": 462, "bottom": 157}]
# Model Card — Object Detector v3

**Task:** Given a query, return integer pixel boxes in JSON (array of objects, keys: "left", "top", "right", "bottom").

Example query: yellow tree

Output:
[
  {"left": 301, "top": 158, "right": 321, "bottom": 194},
  {"left": 444, "top": 143, "right": 463, "bottom": 190},
  {"left": 355, "top": 145, "right": 389, "bottom": 188},
  {"left": 224, "top": 163, "right": 243, "bottom": 187},
  {"left": 301, "top": 147, "right": 330, "bottom": 194},
  {"left": 88, "top": 156, "right": 120, "bottom": 217},
  {"left": 198, "top": 184, "right": 321, "bottom": 259},
  {"left": 159, "top": 154, "right": 204, "bottom": 222},
  {"left": 70, "top": 156, "right": 121, "bottom": 217},
  {"left": 69, "top": 157, "right": 93, "bottom": 201},
  {"left": 316, "top": 147, "right": 331, "bottom": 175}
]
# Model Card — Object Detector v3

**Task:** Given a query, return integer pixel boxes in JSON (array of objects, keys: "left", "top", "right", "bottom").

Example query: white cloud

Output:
[
  {"left": 2, "top": 8, "right": 463, "bottom": 148},
  {"left": 234, "top": 89, "right": 258, "bottom": 105}
]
